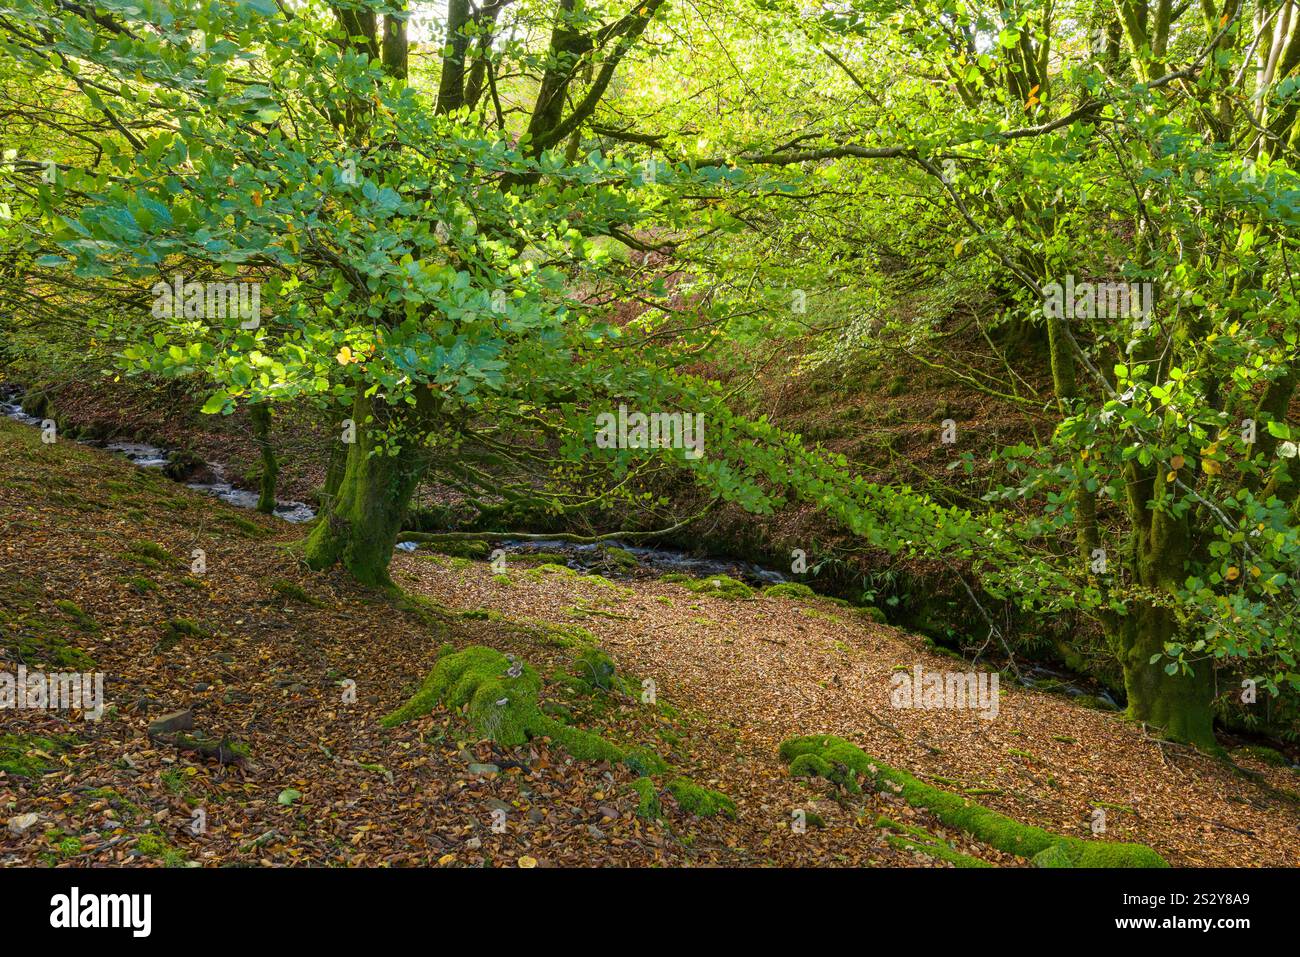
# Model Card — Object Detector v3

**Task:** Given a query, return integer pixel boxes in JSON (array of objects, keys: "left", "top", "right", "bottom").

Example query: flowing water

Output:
[
  {"left": 1, "top": 385, "right": 316, "bottom": 523},
  {"left": 2, "top": 385, "right": 784, "bottom": 582}
]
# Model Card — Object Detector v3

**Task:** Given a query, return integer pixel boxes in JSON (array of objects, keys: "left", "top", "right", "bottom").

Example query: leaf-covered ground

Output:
[
  {"left": 398, "top": 568, "right": 1300, "bottom": 868},
  {"left": 2, "top": 417, "right": 1297, "bottom": 867}
]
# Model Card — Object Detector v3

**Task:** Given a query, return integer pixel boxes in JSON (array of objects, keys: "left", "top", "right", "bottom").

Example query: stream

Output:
[
  {"left": 1, "top": 385, "right": 316, "bottom": 523},
  {"left": 1, "top": 384, "right": 787, "bottom": 584},
  {"left": 485, "top": 538, "right": 787, "bottom": 586}
]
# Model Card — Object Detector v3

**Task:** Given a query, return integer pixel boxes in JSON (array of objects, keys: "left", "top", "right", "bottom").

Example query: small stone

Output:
[
  {"left": 148, "top": 709, "right": 193, "bottom": 736},
  {"left": 586, "top": 824, "right": 606, "bottom": 839},
  {"left": 467, "top": 763, "right": 500, "bottom": 776},
  {"left": 465, "top": 837, "right": 482, "bottom": 850},
  {"left": 7, "top": 813, "right": 38, "bottom": 835},
  {"left": 527, "top": 809, "right": 544, "bottom": 824},
  {"left": 485, "top": 798, "right": 511, "bottom": 814},
  {"left": 598, "top": 805, "right": 619, "bottom": 821},
  {"left": 193, "top": 683, "right": 211, "bottom": 692}
]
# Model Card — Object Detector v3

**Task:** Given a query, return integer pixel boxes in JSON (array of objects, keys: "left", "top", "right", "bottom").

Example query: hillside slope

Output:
[{"left": 2, "top": 418, "right": 1296, "bottom": 866}]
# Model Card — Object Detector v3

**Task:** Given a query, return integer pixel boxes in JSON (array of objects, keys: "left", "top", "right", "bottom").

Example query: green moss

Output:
[
  {"left": 623, "top": 746, "right": 669, "bottom": 778},
  {"left": 801, "top": 606, "right": 845, "bottom": 624},
  {"left": 382, "top": 645, "right": 542, "bottom": 745},
  {"left": 424, "top": 539, "right": 490, "bottom": 560},
  {"left": 121, "top": 575, "right": 160, "bottom": 594},
  {"left": 137, "top": 832, "right": 188, "bottom": 867},
  {"left": 53, "top": 599, "right": 98, "bottom": 632},
  {"left": 629, "top": 777, "right": 662, "bottom": 819},
  {"left": 1234, "top": 745, "right": 1289, "bottom": 766},
  {"left": 459, "top": 608, "right": 505, "bottom": 621},
  {"left": 0, "top": 733, "right": 75, "bottom": 777},
  {"left": 269, "top": 579, "right": 323, "bottom": 607},
  {"left": 858, "top": 606, "right": 889, "bottom": 624},
  {"left": 386, "top": 645, "right": 677, "bottom": 783},
  {"left": 668, "top": 575, "right": 754, "bottom": 600},
  {"left": 124, "top": 539, "right": 181, "bottom": 567},
  {"left": 763, "top": 582, "right": 818, "bottom": 599},
  {"left": 525, "top": 620, "right": 596, "bottom": 648},
  {"left": 887, "top": 835, "right": 992, "bottom": 867},
  {"left": 218, "top": 513, "right": 267, "bottom": 537},
  {"left": 511, "top": 551, "right": 570, "bottom": 566},
  {"left": 780, "top": 735, "right": 1167, "bottom": 868},
  {"left": 157, "top": 617, "right": 210, "bottom": 651},
  {"left": 666, "top": 778, "right": 736, "bottom": 818},
  {"left": 526, "top": 562, "right": 576, "bottom": 579},
  {"left": 7, "top": 618, "right": 97, "bottom": 669},
  {"left": 574, "top": 647, "right": 617, "bottom": 690},
  {"left": 876, "top": 816, "right": 990, "bottom": 866},
  {"left": 534, "top": 716, "right": 626, "bottom": 763},
  {"left": 599, "top": 546, "right": 638, "bottom": 569}
]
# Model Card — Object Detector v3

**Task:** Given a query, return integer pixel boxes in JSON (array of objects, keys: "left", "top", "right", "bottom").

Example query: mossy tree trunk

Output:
[
  {"left": 1045, "top": 292, "right": 1217, "bottom": 748},
  {"left": 250, "top": 401, "right": 277, "bottom": 515},
  {"left": 303, "top": 391, "right": 435, "bottom": 588},
  {"left": 321, "top": 423, "right": 348, "bottom": 509},
  {"left": 1112, "top": 600, "right": 1217, "bottom": 749},
  {"left": 1108, "top": 478, "right": 1218, "bottom": 749}
]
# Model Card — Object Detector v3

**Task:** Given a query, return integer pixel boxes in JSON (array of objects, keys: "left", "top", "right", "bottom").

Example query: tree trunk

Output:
[
  {"left": 1107, "top": 506, "right": 1219, "bottom": 750},
  {"left": 1112, "top": 599, "right": 1217, "bottom": 749},
  {"left": 251, "top": 401, "right": 277, "bottom": 515},
  {"left": 304, "top": 392, "right": 433, "bottom": 587}
]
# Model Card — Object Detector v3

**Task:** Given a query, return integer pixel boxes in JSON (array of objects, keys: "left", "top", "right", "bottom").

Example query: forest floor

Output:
[{"left": 2, "top": 417, "right": 1298, "bottom": 867}]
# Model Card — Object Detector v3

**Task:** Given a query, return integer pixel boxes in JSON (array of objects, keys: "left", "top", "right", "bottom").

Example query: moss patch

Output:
[
  {"left": 663, "top": 574, "right": 754, "bottom": 600},
  {"left": 780, "top": 735, "right": 1167, "bottom": 868},
  {"left": 763, "top": 582, "right": 817, "bottom": 600},
  {"left": 382, "top": 645, "right": 542, "bottom": 745},
  {"left": 269, "top": 579, "right": 323, "bottom": 607},
  {"left": 157, "top": 617, "right": 211, "bottom": 651},
  {"left": 0, "top": 733, "right": 75, "bottom": 777},
  {"left": 629, "top": 777, "right": 662, "bottom": 819},
  {"left": 666, "top": 777, "right": 737, "bottom": 818},
  {"left": 877, "top": 816, "right": 991, "bottom": 867}
]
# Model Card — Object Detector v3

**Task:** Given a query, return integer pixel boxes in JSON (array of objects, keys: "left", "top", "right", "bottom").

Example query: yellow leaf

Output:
[
  {"left": 1170, "top": 454, "right": 1185, "bottom": 470},
  {"left": 1225, "top": 566, "right": 1240, "bottom": 581},
  {"left": 518, "top": 855, "right": 538, "bottom": 868},
  {"left": 1165, "top": 470, "right": 1176, "bottom": 483},
  {"left": 1250, "top": 566, "right": 1261, "bottom": 577},
  {"left": 438, "top": 853, "right": 457, "bottom": 866},
  {"left": 1203, "top": 458, "right": 1221, "bottom": 476},
  {"left": 336, "top": 346, "right": 352, "bottom": 365}
]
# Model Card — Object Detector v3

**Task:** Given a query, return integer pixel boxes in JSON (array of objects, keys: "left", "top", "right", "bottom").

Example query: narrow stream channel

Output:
[{"left": 1, "top": 384, "right": 787, "bottom": 585}]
